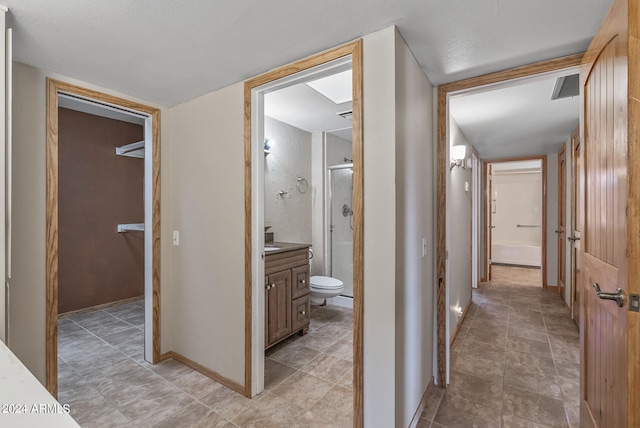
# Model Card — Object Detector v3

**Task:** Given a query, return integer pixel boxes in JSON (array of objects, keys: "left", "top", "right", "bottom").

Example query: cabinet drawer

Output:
[
  {"left": 291, "top": 264, "right": 310, "bottom": 299},
  {"left": 291, "top": 294, "right": 310, "bottom": 332}
]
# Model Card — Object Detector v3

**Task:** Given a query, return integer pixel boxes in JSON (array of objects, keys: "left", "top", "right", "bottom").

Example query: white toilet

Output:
[{"left": 310, "top": 275, "right": 344, "bottom": 305}]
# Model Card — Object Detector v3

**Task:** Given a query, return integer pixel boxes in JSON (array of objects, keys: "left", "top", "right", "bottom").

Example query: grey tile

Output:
[
  {"left": 433, "top": 394, "right": 501, "bottom": 428},
  {"left": 101, "top": 327, "right": 143, "bottom": 345},
  {"left": 447, "top": 370, "right": 503, "bottom": 410},
  {"left": 300, "top": 353, "right": 352, "bottom": 384},
  {"left": 507, "top": 335, "right": 552, "bottom": 357},
  {"left": 270, "top": 342, "right": 321, "bottom": 369},
  {"left": 502, "top": 385, "right": 568, "bottom": 427},
  {"left": 420, "top": 388, "right": 443, "bottom": 421},
  {"left": 154, "top": 401, "right": 230, "bottom": 428},
  {"left": 264, "top": 358, "right": 297, "bottom": 391},
  {"left": 270, "top": 371, "right": 333, "bottom": 410},
  {"left": 199, "top": 385, "right": 255, "bottom": 420},
  {"left": 309, "top": 386, "right": 353, "bottom": 427}
]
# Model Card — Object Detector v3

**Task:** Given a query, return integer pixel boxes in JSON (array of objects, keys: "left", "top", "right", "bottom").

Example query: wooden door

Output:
[
  {"left": 580, "top": 0, "right": 640, "bottom": 425},
  {"left": 265, "top": 270, "right": 291, "bottom": 347},
  {"left": 571, "top": 128, "right": 582, "bottom": 324},
  {"left": 558, "top": 146, "right": 566, "bottom": 298}
]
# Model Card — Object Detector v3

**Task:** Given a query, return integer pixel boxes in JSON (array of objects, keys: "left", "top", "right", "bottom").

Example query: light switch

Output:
[
  {"left": 422, "top": 237, "right": 427, "bottom": 257},
  {"left": 465, "top": 181, "right": 470, "bottom": 192},
  {"left": 173, "top": 230, "right": 180, "bottom": 246}
]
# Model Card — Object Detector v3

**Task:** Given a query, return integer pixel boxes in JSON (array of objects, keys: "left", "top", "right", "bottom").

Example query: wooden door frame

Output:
[
  {"left": 570, "top": 127, "right": 580, "bottom": 320},
  {"left": 557, "top": 144, "right": 566, "bottom": 300},
  {"left": 45, "top": 79, "right": 162, "bottom": 397},
  {"left": 244, "top": 40, "right": 364, "bottom": 426},
  {"left": 436, "top": 53, "right": 583, "bottom": 386},
  {"left": 483, "top": 155, "right": 548, "bottom": 288}
]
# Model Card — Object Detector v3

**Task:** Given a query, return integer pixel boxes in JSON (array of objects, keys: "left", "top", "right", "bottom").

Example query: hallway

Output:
[{"left": 420, "top": 266, "right": 580, "bottom": 427}]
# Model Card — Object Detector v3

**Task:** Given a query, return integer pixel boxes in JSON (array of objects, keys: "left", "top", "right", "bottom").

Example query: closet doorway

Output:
[{"left": 45, "top": 80, "right": 161, "bottom": 397}]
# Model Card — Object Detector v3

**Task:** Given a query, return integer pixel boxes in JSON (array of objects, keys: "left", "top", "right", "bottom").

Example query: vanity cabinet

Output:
[{"left": 264, "top": 245, "right": 310, "bottom": 349}]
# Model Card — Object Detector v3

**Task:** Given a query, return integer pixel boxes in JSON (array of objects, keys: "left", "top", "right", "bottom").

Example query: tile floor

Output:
[
  {"left": 418, "top": 265, "right": 580, "bottom": 428},
  {"left": 58, "top": 300, "right": 353, "bottom": 427}
]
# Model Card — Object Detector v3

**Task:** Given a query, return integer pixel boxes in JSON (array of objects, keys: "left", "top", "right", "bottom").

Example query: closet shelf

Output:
[
  {"left": 117, "top": 223, "right": 145, "bottom": 233},
  {"left": 116, "top": 141, "right": 145, "bottom": 158}
]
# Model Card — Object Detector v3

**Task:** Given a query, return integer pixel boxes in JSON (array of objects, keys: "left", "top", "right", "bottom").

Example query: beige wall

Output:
[
  {"left": 394, "top": 29, "right": 435, "bottom": 427},
  {"left": 0, "top": 11, "right": 6, "bottom": 344},
  {"left": 9, "top": 27, "right": 439, "bottom": 420},
  {"left": 448, "top": 118, "right": 473, "bottom": 341},
  {"left": 167, "top": 82, "right": 246, "bottom": 385},
  {"left": 10, "top": 63, "right": 173, "bottom": 384},
  {"left": 362, "top": 27, "right": 397, "bottom": 426}
]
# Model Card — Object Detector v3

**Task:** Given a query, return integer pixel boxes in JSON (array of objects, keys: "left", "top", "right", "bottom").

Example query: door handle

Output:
[
  {"left": 555, "top": 230, "right": 564, "bottom": 234},
  {"left": 593, "top": 283, "right": 625, "bottom": 307},
  {"left": 568, "top": 236, "right": 580, "bottom": 242},
  {"left": 490, "top": 226, "right": 496, "bottom": 229}
]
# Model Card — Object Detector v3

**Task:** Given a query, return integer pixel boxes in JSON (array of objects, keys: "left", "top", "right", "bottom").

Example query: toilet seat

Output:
[{"left": 310, "top": 275, "right": 343, "bottom": 290}]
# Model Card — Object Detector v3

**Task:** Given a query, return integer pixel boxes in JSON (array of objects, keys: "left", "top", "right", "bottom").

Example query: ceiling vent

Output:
[
  {"left": 551, "top": 74, "right": 579, "bottom": 100},
  {"left": 337, "top": 110, "right": 353, "bottom": 120}
]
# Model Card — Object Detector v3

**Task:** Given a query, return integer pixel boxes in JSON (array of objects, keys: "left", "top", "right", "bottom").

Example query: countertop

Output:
[
  {"left": 0, "top": 341, "right": 81, "bottom": 427},
  {"left": 264, "top": 241, "right": 311, "bottom": 255}
]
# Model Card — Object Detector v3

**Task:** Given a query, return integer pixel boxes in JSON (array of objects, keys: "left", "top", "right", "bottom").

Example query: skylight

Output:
[{"left": 306, "top": 69, "right": 353, "bottom": 104}]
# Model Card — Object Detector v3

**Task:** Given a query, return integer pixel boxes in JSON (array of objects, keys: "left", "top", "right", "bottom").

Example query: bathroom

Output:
[{"left": 259, "top": 66, "right": 355, "bottom": 419}]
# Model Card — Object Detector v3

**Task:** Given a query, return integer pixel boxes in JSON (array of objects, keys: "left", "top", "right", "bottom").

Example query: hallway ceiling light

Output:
[{"left": 306, "top": 69, "right": 353, "bottom": 104}]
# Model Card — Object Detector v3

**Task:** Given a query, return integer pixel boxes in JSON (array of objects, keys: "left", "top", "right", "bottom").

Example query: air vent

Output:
[
  {"left": 551, "top": 74, "right": 579, "bottom": 100},
  {"left": 337, "top": 110, "right": 353, "bottom": 120}
]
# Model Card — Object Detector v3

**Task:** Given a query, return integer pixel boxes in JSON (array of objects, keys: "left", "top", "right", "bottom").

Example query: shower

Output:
[{"left": 327, "top": 162, "right": 354, "bottom": 298}]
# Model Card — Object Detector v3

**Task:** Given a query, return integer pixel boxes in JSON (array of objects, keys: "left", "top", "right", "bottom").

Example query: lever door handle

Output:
[
  {"left": 568, "top": 236, "right": 580, "bottom": 242},
  {"left": 593, "top": 283, "right": 625, "bottom": 307}
]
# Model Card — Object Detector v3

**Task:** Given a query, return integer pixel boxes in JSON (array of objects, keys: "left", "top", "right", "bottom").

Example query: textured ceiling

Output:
[
  {"left": 450, "top": 74, "right": 580, "bottom": 159},
  {"left": 4, "top": 0, "right": 611, "bottom": 106}
]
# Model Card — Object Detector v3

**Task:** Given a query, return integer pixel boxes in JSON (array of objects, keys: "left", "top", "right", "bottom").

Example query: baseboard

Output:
[
  {"left": 164, "top": 351, "right": 246, "bottom": 397},
  {"left": 450, "top": 298, "right": 472, "bottom": 347},
  {"left": 58, "top": 295, "right": 143, "bottom": 318},
  {"left": 547, "top": 285, "right": 559, "bottom": 293},
  {"left": 408, "top": 376, "right": 434, "bottom": 428}
]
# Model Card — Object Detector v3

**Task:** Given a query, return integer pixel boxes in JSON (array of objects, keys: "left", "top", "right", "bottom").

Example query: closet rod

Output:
[
  {"left": 117, "top": 223, "right": 145, "bottom": 233},
  {"left": 116, "top": 141, "right": 145, "bottom": 157}
]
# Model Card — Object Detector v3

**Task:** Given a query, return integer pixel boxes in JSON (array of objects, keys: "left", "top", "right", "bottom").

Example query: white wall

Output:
[
  {"left": 168, "top": 83, "right": 245, "bottom": 385},
  {"left": 546, "top": 152, "right": 558, "bottom": 286},
  {"left": 447, "top": 118, "right": 473, "bottom": 341},
  {"left": 264, "top": 116, "right": 312, "bottom": 244},
  {"left": 10, "top": 62, "right": 173, "bottom": 384},
  {"left": 310, "top": 132, "right": 325, "bottom": 276},
  {"left": 394, "top": 30, "right": 435, "bottom": 427}
]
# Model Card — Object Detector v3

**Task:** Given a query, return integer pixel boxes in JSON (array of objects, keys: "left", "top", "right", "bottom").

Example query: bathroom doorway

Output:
[
  {"left": 245, "top": 41, "right": 363, "bottom": 424},
  {"left": 484, "top": 156, "right": 547, "bottom": 287},
  {"left": 45, "top": 80, "right": 161, "bottom": 396}
]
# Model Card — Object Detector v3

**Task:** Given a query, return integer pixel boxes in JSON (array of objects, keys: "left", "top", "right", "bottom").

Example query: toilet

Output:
[{"left": 309, "top": 275, "right": 344, "bottom": 305}]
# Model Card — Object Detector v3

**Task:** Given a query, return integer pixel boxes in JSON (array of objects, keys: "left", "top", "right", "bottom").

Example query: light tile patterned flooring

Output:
[
  {"left": 418, "top": 265, "right": 580, "bottom": 428},
  {"left": 58, "top": 300, "right": 353, "bottom": 427}
]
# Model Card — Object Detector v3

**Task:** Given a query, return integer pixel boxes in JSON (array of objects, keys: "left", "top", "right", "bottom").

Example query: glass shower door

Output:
[{"left": 328, "top": 164, "right": 354, "bottom": 297}]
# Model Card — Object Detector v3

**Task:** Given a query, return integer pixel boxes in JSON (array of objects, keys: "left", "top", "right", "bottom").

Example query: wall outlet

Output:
[{"left": 173, "top": 230, "right": 180, "bottom": 246}]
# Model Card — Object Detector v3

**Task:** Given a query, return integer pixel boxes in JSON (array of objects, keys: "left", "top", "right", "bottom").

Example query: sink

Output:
[{"left": 264, "top": 246, "right": 280, "bottom": 251}]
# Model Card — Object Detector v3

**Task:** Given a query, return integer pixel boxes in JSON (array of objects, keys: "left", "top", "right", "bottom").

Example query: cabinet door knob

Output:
[
  {"left": 301, "top": 279, "right": 306, "bottom": 285},
  {"left": 301, "top": 311, "right": 306, "bottom": 315},
  {"left": 266, "top": 285, "right": 270, "bottom": 290}
]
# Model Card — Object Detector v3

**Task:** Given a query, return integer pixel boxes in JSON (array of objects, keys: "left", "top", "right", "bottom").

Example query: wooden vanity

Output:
[{"left": 264, "top": 243, "right": 311, "bottom": 349}]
